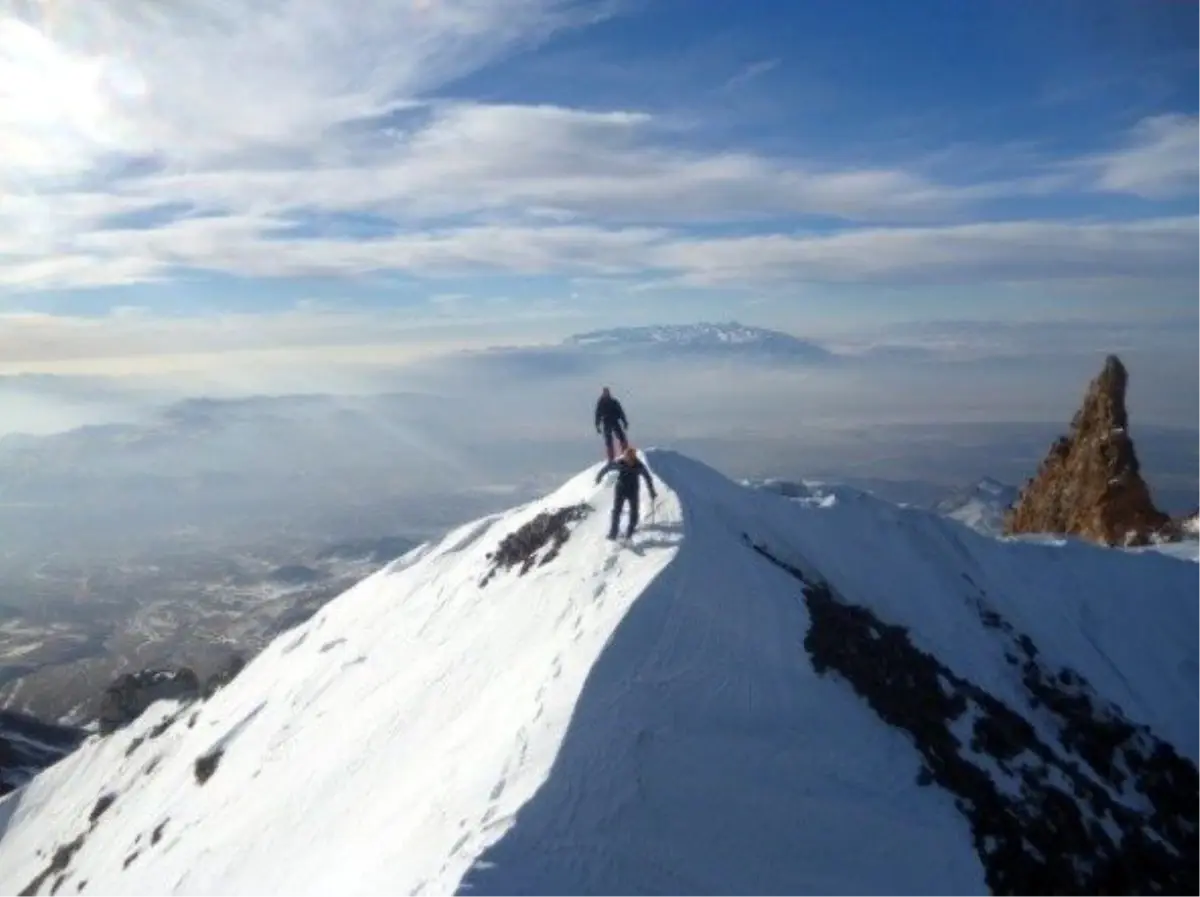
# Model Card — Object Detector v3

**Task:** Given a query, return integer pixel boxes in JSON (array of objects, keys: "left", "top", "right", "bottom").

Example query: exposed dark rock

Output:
[
  {"left": 194, "top": 747, "right": 223, "bottom": 785},
  {"left": 148, "top": 709, "right": 186, "bottom": 740},
  {"left": 746, "top": 536, "right": 1198, "bottom": 895},
  {"left": 202, "top": 653, "right": 246, "bottom": 699},
  {"left": 151, "top": 819, "right": 168, "bottom": 846},
  {"left": 0, "top": 710, "right": 86, "bottom": 797},
  {"left": 19, "top": 834, "right": 85, "bottom": 896},
  {"left": 88, "top": 793, "right": 116, "bottom": 826},
  {"left": 98, "top": 668, "right": 201, "bottom": 736},
  {"left": 1005, "top": 355, "right": 1172, "bottom": 546},
  {"left": 480, "top": 503, "right": 593, "bottom": 587}
]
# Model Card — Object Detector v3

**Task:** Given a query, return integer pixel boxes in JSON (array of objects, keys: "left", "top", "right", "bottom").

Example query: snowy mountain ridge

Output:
[
  {"left": 563, "top": 321, "right": 835, "bottom": 360},
  {"left": 934, "top": 476, "right": 1021, "bottom": 535},
  {"left": 568, "top": 321, "right": 790, "bottom": 346},
  {"left": 0, "top": 449, "right": 1194, "bottom": 895}
]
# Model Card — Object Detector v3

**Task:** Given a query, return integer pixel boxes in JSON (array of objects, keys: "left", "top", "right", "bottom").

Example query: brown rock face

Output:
[{"left": 1005, "top": 355, "right": 1171, "bottom": 546}]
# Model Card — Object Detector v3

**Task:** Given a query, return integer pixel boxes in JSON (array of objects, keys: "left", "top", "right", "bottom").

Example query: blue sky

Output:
[{"left": 0, "top": 0, "right": 1196, "bottom": 374}]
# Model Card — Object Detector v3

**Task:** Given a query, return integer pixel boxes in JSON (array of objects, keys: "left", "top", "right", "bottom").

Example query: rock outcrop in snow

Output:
[
  {"left": 1182, "top": 510, "right": 1200, "bottom": 537},
  {"left": 0, "top": 710, "right": 85, "bottom": 797},
  {"left": 749, "top": 539, "right": 1196, "bottom": 895},
  {"left": 98, "top": 669, "right": 201, "bottom": 736},
  {"left": 0, "top": 450, "right": 1195, "bottom": 896},
  {"left": 1005, "top": 355, "right": 1172, "bottom": 546},
  {"left": 98, "top": 659, "right": 246, "bottom": 736}
]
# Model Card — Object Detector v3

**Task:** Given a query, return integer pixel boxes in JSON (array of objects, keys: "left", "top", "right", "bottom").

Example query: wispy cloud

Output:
[
  {"left": 655, "top": 216, "right": 1199, "bottom": 287},
  {"left": 1085, "top": 113, "right": 1199, "bottom": 199},
  {"left": 720, "top": 57, "right": 780, "bottom": 93},
  {"left": 1, "top": 0, "right": 600, "bottom": 179}
]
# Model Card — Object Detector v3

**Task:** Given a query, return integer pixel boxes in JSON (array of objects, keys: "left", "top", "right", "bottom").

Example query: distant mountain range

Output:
[
  {"left": 562, "top": 322, "right": 837, "bottom": 362},
  {"left": 407, "top": 320, "right": 922, "bottom": 384}
]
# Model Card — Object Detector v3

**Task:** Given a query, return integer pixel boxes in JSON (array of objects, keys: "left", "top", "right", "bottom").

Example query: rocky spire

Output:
[{"left": 1004, "top": 355, "right": 1171, "bottom": 546}]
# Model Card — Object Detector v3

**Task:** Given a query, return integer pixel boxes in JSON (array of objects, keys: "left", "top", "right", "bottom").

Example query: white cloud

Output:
[
  {"left": 3, "top": 2, "right": 995, "bottom": 291},
  {"left": 721, "top": 58, "right": 781, "bottom": 93},
  {"left": 0, "top": 3, "right": 1196, "bottom": 297},
  {"left": 0, "top": 0, "right": 599, "bottom": 180},
  {"left": 1087, "top": 113, "right": 1199, "bottom": 199},
  {"left": 2, "top": 202, "right": 1196, "bottom": 292},
  {"left": 652, "top": 216, "right": 1200, "bottom": 287},
  {"left": 84, "top": 101, "right": 967, "bottom": 229}
]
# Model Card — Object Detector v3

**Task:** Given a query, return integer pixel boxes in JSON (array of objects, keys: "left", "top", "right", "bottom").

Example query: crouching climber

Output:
[{"left": 595, "top": 446, "right": 657, "bottom": 540}]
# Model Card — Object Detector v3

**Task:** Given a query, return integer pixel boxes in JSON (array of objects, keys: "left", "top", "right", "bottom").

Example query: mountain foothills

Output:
[{"left": 0, "top": 354, "right": 1194, "bottom": 896}]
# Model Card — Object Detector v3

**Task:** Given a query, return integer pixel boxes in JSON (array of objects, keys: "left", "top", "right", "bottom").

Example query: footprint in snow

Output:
[
  {"left": 488, "top": 778, "right": 507, "bottom": 801},
  {"left": 282, "top": 631, "right": 307, "bottom": 654},
  {"left": 203, "top": 700, "right": 267, "bottom": 758}
]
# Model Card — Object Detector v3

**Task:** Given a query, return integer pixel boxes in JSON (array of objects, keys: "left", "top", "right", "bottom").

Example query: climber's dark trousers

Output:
[
  {"left": 609, "top": 488, "right": 639, "bottom": 539},
  {"left": 602, "top": 422, "right": 627, "bottom": 461}
]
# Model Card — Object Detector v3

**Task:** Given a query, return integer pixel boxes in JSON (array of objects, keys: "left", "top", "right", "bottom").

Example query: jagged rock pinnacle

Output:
[{"left": 1005, "top": 354, "right": 1170, "bottom": 546}]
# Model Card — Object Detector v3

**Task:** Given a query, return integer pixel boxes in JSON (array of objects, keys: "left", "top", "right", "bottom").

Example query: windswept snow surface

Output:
[{"left": 0, "top": 450, "right": 1195, "bottom": 895}]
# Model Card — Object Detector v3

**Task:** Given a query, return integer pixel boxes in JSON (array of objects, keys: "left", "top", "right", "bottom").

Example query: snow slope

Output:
[{"left": 0, "top": 450, "right": 1195, "bottom": 895}]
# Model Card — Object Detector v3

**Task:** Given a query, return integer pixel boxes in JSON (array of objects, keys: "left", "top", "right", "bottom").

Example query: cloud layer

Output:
[{"left": 1, "top": 1, "right": 1196, "bottom": 293}]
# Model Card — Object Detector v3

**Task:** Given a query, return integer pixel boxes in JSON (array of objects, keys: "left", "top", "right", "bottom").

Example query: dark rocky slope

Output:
[{"left": 746, "top": 534, "right": 1198, "bottom": 895}]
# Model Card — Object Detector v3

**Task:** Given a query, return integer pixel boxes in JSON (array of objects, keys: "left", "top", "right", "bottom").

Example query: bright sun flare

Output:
[{"left": 0, "top": 12, "right": 137, "bottom": 179}]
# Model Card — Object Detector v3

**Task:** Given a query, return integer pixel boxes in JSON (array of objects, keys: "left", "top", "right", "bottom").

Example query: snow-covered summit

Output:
[
  {"left": 0, "top": 449, "right": 1195, "bottom": 895},
  {"left": 563, "top": 321, "right": 835, "bottom": 361}
]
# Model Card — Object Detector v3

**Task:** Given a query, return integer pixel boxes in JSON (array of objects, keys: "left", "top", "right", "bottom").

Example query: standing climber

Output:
[
  {"left": 594, "top": 386, "right": 629, "bottom": 462},
  {"left": 595, "top": 446, "right": 657, "bottom": 540}
]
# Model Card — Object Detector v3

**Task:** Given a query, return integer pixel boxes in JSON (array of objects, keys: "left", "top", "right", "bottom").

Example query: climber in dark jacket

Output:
[
  {"left": 594, "top": 386, "right": 629, "bottom": 461},
  {"left": 595, "top": 446, "right": 657, "bottom": 540}
]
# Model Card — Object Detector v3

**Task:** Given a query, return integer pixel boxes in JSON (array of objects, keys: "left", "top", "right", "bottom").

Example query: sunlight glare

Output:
[{"left": 0, "top": 11, "right": 142, "bottom": 180}]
